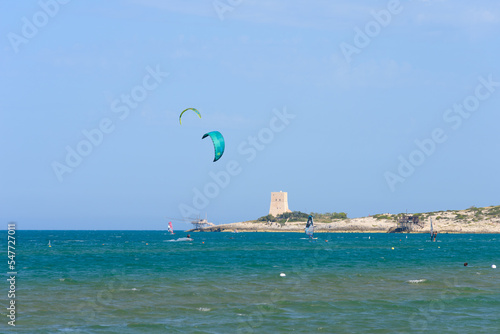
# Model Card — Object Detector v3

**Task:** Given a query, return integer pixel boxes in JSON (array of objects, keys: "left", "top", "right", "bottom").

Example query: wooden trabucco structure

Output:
[
  {"left": 394, "top": 214, "right": 423, "bottom": 233},
  {"left": 191, "top": 218, "right": 214, "bottom": 230}
]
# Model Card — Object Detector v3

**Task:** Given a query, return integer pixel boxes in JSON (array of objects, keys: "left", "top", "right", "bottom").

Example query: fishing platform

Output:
[
  {"left": 389, "top": 214, "right": 423, "bottom": 233},
  {"left": 190, "top": 217, "right": 214, "bottom": 230}
]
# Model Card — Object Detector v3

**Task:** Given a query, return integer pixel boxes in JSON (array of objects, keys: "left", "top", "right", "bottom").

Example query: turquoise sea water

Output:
[{"left": 1, "top": 231, "right": 499, "bottom": 333}]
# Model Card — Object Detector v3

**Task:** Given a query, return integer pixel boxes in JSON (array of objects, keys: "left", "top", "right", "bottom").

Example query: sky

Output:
[{"left": 1, "top": 0, "right": 500, "bottom": 230}]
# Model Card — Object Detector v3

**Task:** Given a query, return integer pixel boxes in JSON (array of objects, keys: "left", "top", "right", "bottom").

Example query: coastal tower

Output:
[{"left": 269, "top": 191, "right": 291, "bottom": 216}]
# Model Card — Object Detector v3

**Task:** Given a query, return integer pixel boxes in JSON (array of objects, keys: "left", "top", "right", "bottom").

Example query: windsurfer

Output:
[
  {"left": 168, "top": 221, "right": 175, "bottom": 235},
  {"left": 305, "top": 215, "right": 314, "bottom": 239}
]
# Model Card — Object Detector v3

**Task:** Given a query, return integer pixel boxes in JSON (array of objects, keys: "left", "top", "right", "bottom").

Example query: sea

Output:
[{"left": 1, "top": 231, "right": 499, "bottom": 333}]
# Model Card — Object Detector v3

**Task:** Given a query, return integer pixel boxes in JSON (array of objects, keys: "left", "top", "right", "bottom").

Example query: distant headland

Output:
[{"left": 187, "top": 205, "right": 500, "bottom": 234}]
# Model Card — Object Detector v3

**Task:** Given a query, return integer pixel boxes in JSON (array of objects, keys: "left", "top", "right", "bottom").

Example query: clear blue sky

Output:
[{"left": 1, "top": 0, "right": 499, "bottom": 230}]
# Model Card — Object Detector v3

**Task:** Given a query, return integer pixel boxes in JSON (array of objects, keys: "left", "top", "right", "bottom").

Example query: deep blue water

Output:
[{"left": 1, "top": 231, "right": 499, "bottom": 333}]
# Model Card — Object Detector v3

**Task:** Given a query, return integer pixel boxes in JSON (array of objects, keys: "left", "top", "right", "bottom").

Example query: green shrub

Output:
[
  {"left": 331, "top": 212, "right": 348, "bottom": 219},
  {"left": 373, "top": 214, "right": 392, "bottom": 220},
  {"left": 486, "top": 207, "right": 500, "bottom": 216},
  {"left": 258, "top": 214, "right": 276, "bottom": 222}
]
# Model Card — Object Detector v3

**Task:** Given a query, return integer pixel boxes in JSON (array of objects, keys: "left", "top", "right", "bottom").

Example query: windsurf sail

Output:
[
  {"left": 305, "top": 215, "right": 314, "bottom": 238},
  {"left": 168, "top": 222, "right": 175, "bottom": 234},
  {"left": 430, "top": 218, "right": 433, "bottom": 238}
]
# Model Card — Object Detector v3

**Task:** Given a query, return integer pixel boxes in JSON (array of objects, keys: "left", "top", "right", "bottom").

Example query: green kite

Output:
[{"left": 179, "top": 108, "right": 201, "bottom": 125}]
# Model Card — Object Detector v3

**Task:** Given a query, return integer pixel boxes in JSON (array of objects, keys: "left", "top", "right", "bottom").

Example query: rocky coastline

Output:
[{"left": 187, "top": 206, "right": 500, "bottom": 233}]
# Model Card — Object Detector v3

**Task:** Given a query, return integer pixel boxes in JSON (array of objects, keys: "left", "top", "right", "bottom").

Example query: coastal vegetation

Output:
[
  {"left": 372, "top": 214, "right": 394, "bottom": 220},
  {"left": 257, "top": 211, "right": 309, "bottom": 223},
  {"left": 310, "top": 212, "right": 348, "bottom": 221},
  {"left": 257, "top": 211, "right": 348, "bottom": 224}
]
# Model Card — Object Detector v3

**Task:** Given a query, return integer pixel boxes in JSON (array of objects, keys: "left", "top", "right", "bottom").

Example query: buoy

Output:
[
  {"left": 202, "top": 242, "right": 205, "bottom": 244},
  {"left": 391, "top": 247, "right": 394, "bottom": 250},
  {"left": 493, "top": 265, "right": 497, "bottom": 269},
  {"left": 146, "top": 243, "right": 148, "bottom": 245},
  {"left": 280, "top": 273, "right": 286, "bottom": 277}
]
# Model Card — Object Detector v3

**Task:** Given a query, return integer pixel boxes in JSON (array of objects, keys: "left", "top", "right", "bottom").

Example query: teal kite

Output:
[
  {"left": 202, "top": 131, "right": 225, "bottom": 162},
  {"left": 179, "top": 108, "right": 201, "bottom": 124}
]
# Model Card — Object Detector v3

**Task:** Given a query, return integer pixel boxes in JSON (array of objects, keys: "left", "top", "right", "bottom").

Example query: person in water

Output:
[{"left": 187, "top": 234, "right": 191, "bottom": 238}]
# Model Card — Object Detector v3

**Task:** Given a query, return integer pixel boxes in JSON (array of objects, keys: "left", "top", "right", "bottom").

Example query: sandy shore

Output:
[{"left": 188, "top": 206, "right": 500, "bottom": 233}]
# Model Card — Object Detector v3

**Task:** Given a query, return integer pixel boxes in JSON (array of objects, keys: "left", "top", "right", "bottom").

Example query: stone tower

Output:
[{"left": 269, "top": 191, "right": 291, "bottom": 216}]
